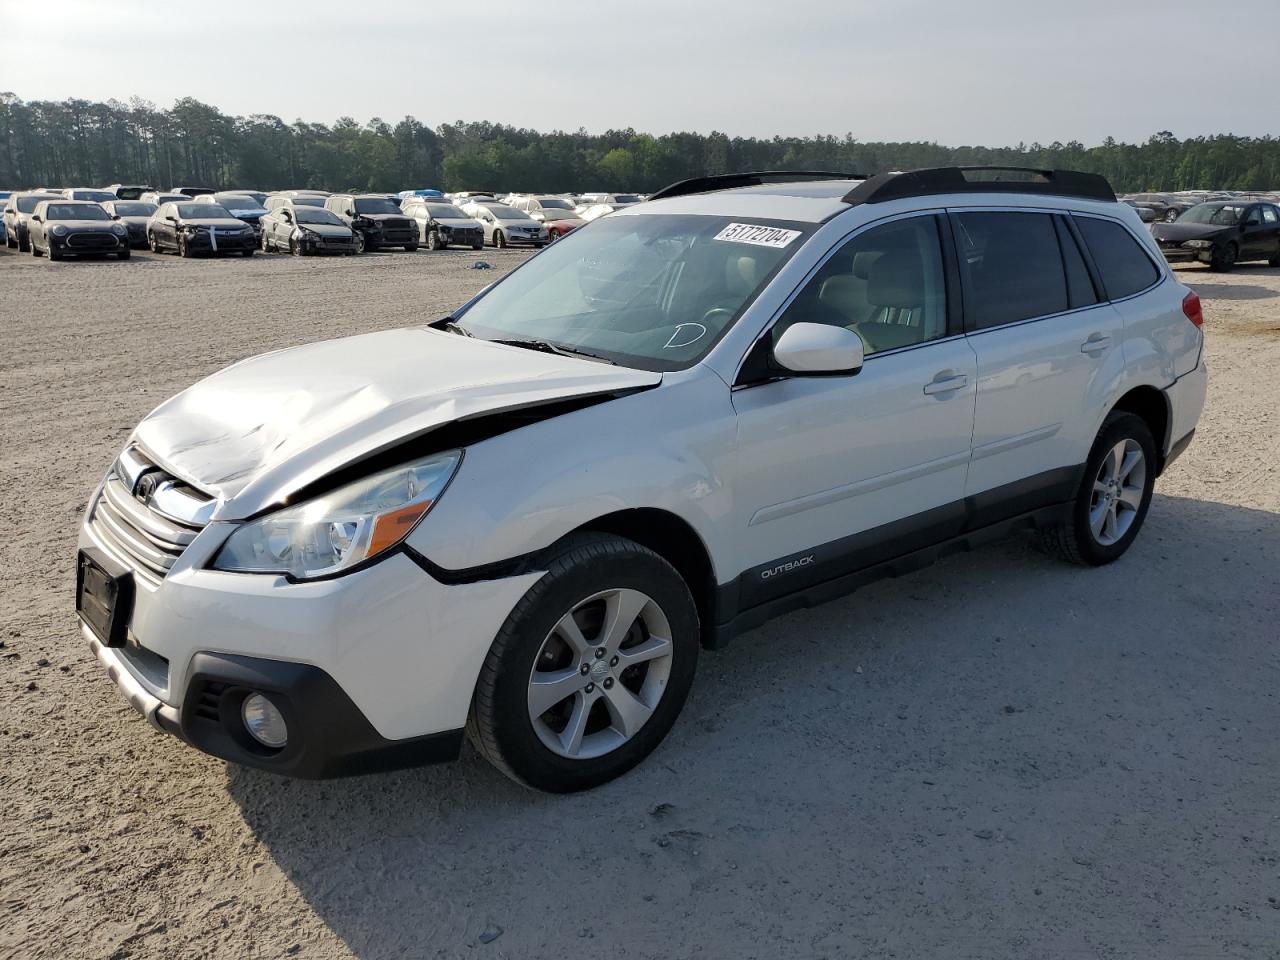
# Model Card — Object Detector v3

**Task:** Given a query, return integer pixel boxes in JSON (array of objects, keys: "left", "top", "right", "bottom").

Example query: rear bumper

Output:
[{"left": 1161, "top": 354, "right": 1207, "bottom": 470}]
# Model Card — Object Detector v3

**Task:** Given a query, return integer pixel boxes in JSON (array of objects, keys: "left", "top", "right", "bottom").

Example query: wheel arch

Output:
[
  {"left": 1109, "top": 384, "right": 1171, "bottom": 473},
  {"left": 574, "top": 508, "right": 719, "bottom": 650}
]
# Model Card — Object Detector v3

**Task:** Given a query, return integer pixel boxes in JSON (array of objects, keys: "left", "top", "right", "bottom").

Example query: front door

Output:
[{"left": 730, "top": 214, "right": 977, "bottom": 609}]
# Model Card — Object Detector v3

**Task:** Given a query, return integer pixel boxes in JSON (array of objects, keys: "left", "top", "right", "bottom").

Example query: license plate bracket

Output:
[{"left": 76, "top": 548, "right": 134, "bottom": 648}]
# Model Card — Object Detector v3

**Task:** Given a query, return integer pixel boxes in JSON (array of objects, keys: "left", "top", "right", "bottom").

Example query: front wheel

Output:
[
  {"left": 116, "top": 248, "right": 131, "bottom": 260},
  {"left": 404, "top": 243, "right": 418, "bottom": 252},
  {"left": 1164, "top": 209, "right": 1179, "bottom": 223},
  {"left": 18, "top": 232, "right": 30, "bottom": 252},
  {"left": 1038, "top": 411, "right": 1156, "bottom": 566},
  {"left": 260, "top": 231, "right": 272, "bottom": 252},
  {"left": 290, "top": 237, "right": 304, "bottom": 257},
  {"left": 494, "top": 230, "right": 507, "bottom": 249},
  {"left": 1209, "top": 243, "right": 1236, "bottom": 272},
  {"left": 426, "top": 230, "right": 441, "bottom": 251},
  {"left": 353, "top": 231, "right": 366, "bottom": 254},
  {"left": 178, "top": 236, "right": 191, "bottom": 258},
  {"left": 241, "top": 247, "right": 254, "bottom": 257},
  {"left": 467, "top": 533, "right": 699, "bottom": 793},
  {"left": 472, "top": 240, "right": 484, "bottom": 250}
]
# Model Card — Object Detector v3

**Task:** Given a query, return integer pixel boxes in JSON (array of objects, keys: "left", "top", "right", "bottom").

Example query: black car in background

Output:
[
  {"left": 323, "top": 194, "right": 418, "bottom": 253},
  {"left": 101, "top": 199, "right": 157, "bottom": 247},
  {"left": 1152, "top": 201, "right": 1280, "bottom": 271},
  {"left": 1129, "top": 192, "right": 1197, "bottom": 223},
  {"left": 147, "top": 201, "right": 257, "bottom": 257},
  {"left": 107, "top": 184, "right": 154, "bottom": 200},
  {"left": 27, "top": 199, "right": 130, "bottom": 260}
]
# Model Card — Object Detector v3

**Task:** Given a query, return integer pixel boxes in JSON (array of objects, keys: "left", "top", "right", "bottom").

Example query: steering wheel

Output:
[{"left": 699, "top": 306, "right": 735, "bottom": 327}]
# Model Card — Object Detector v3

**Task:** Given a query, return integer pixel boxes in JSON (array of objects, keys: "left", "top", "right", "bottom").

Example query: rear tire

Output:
[
  {"left": 1209, "top": 242, "right": 1236, "bottom": 272},
  {"left": 467, "top": 533, "right": 699, "bottom": 793},
  {"left": 1038, "top": 411, "right": 1157, "bottom": 566}
]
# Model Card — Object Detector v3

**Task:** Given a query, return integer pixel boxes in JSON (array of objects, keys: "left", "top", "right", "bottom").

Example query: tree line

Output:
[{"left": 1, "top": 93, "right": 1278, "bottom": 195}]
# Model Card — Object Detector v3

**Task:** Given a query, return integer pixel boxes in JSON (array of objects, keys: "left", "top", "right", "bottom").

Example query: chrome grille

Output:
[{"left": 89, "top": 448, "right": 214, "bottom": 579}]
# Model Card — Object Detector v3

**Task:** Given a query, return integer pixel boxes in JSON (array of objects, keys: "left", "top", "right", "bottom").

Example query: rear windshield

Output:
[
  {"left": 537, "top": 198, "right": 575, "bottom": 210},
  {"left": 290, "top": 195, "right": 326, "bottom": 207},
  {"left": 46, "top": 204, "right": 109, "bottom": 221},
  {"left": 613, "top": 195, "right": 642, "bottom": 204},
  {"left": 354, "top": 198, "right": 402, "bottom": 215},
  {"left": 454, "top": 213, "right": 811, "bottom": 371},
  {"left": 69, "top": 190, "right": 116, "bottom": 202},
  {"left": 17, "top": 195, "right": 54, "bottom": 212}
]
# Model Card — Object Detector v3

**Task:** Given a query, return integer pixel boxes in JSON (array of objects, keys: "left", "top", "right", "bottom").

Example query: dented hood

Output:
[{"left": 132, "top": 327, "right": 660, "bottom": 519}]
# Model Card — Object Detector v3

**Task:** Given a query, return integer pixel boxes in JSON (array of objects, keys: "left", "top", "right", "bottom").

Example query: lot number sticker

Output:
[{"left": 713, "top": 223, "right": 801, "bottom": 249}]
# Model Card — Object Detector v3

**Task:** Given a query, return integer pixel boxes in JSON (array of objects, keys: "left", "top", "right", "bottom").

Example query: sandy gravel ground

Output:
[{"left": 0, "top": 246, "right": 1277, "bottom": 960}]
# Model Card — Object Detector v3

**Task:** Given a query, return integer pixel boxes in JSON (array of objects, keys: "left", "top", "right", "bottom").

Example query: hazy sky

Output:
[{"left": 6, "top": 0, "right": 1278, "bottom": 146}]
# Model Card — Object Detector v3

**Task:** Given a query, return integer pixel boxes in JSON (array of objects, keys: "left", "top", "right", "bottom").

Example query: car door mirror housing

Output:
[{"left": 772, "top": 322, "right": 865, "bottom": 376}]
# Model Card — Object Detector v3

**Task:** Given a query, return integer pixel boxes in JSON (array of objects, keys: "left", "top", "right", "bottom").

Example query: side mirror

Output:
[
  {"left": 30, "top": 215, "right": 41, "bottom": 222},
  {"left": 111, "top": 214, "right": 121, "bottom": 220},
  {"left": 166, "top": 215, "right": 177, "bottom": 222},
  {"left": 773, "top": 322, "right": 865, "bottom": 376}
]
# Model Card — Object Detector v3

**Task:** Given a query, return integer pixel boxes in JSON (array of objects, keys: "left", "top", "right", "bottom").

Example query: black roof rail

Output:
[
  {"left": 841, "top": 166, "right": 1116, "bottom": 206},
  {"left": 648, "top": 170, "right": 867, "bottom": 202}
]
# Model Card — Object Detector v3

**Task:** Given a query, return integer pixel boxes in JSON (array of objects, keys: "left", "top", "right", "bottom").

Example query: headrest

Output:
[
  {"left": 725, "top": 255, "right": 760, "bottom": 295},
  {"left": 852, "top": 251, "right": 882, "bottom": 280},
  {"left": 867, "top": 251, "right": 923, "bottom": 309}
]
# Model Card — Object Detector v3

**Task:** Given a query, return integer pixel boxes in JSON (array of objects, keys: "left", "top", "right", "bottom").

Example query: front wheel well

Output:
[
  {"left": 576, "top": 509, "right": 717, "bottom": 649},
  {"left": 1110, "top": 386, "right": 1170, "bottom": 472}
]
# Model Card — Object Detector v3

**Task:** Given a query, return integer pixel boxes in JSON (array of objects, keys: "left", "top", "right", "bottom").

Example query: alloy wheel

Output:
[
  {"left": 527, "top": 588, "right": 673, "bottom": 760},
  {"left": 1089, "top": 438, "right": 1146, "bottom": 546}
]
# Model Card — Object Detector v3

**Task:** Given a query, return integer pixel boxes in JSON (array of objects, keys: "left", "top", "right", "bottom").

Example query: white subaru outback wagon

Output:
[{"left": 78, "top": 167, "right": 1207, "bottom": 792}]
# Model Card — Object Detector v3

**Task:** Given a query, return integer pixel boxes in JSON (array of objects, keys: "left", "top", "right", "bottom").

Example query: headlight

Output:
[
  {"left": 212, "top": 450, "right": 462, "bottom": 579},
  {"left": 50, "top": 225, "right": 69, "bottom": 236},
  {"left": 1184, "top": 239, "right": 1213, "bottom": 249},
  {"left": 112, "top": 223, "right": 127, "bottom": 235}
]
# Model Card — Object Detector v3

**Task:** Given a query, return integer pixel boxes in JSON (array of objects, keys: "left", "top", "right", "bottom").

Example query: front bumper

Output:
[
  {"left": 183, "top": 230, "right": 256, "bottom": 253},
  {"left": 1157, "top": 243, "right": 1211, "bottom": 264},
  {"left": 506, "top": 231, "right": 547, "bottom": 245},
  {"left": 51, "top": 232, "right": 129, "bottom": 255},
  {"left": 79, "top": 494, "right": 543, "bottom": 777},
  {"left": 360, "top": 227, "right": 417, "bottom": 247},
  {"left": 438, "top": 227, "right": 483, "bottom": 246}
]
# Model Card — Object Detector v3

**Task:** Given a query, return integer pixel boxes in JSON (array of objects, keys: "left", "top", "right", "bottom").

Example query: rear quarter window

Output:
[{"left": 1074, "top": 216, "right": 1160, "bottom": 300}]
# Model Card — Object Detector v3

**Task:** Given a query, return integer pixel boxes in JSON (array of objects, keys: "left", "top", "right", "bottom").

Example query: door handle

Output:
[
  {"left": 1080, "top": 334, "right": 1112, "bottom": 355},
  {"left": 923, "top": 374, "right": 968, "bottom": 396}
]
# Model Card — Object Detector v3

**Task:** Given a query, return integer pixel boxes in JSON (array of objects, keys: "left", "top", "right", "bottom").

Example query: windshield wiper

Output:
[
  {"left": 432, "top": 316, "right": 473, "bottom": 337},
  {"left": 490, "top": 337, "right": 616, "bottom": 365}
]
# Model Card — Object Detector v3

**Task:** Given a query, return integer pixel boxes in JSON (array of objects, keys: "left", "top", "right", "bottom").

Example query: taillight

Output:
[{"left": 1182, "top": 290, "right": 1203, "bottom": 328}]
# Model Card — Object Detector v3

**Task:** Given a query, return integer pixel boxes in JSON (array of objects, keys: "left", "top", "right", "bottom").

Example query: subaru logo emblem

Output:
[{"left": 134, "top": 472, "right": 159, "bottom": 504}]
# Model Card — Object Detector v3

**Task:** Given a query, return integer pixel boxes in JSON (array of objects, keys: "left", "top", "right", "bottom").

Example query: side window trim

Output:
[{"left": 1053, "top": 213, "right": 1103, "bottom": 308}]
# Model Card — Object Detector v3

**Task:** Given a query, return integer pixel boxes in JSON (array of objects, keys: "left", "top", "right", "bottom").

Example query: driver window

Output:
[{"left": 774, "top": 216, "right": 947, "bottom": 356}]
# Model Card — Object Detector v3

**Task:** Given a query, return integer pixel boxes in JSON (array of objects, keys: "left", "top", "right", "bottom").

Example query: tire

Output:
[
  {"left": 353, "top": 231, "right": 366, "bottom": 254},
  {"left": 5, "top": 231, "right": 14, "bottom": 249},
  {"left": 1268, "top": 249, "right": 1280, "bottom": 268},
  {"left": 467, "top": 533, "right": 699, "bottom": 793},
  {"left": 18, "top": 232, "right": 30, "bottom": 252},
  {"left": 47, "top": 243, "right": 61, "bottom": 261},
  {"left": 117, "top": 248, "right": 131, "bottom": 260},
  {"left": 260, "top": 231, "right": 272, "bottom": 253},
  {"left": 426, "top": 229, "right": 441, "bottom": 251},
  {"left": 1209, "top": 243, "right": 1236, "bottom": 272},
  {"left": 31, "top": 241, "right": 42, "bottom": 257},
  {"left": 404, "top": 243, "right": 418, "bottom": 252},
  {"left": 148, "top": 231, "right": 160, "bottom": 253},
  {"left": 241, "top": 247, "right": 254, "bottom": 257},
  {"left": 494, "top": 230, "right": 507, "bottom": 249},
  {"left": 290, "top": 237, "right": 304, "bottom": 257},
  {"left": 472, "top": 241, "right": 484, "bottom": 251},
  {"left": 1038, "top": 411, "right": 1157, "bottom": 567},
  {"left": 1164, "top": 209, "right": 1179, "bottom": 223},
  {"left": 533, "top": 242, "right": 546, "bottom": 249},
  {"left": 178, "top": 236, "right": 191, "bottom": 258}
]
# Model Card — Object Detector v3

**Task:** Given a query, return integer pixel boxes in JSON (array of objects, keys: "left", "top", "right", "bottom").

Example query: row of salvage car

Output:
[{"left": 0, "top": 184, "right": 644, "bottom": 261}]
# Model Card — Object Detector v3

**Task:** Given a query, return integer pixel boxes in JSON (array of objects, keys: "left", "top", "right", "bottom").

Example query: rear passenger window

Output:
[
  {"left": 1263, "top": 206, "right": 1278, "bottom": 224},
  {"left": 1075, "top": 216, "right": 1160, "bottom": 300},
  {"left": 952, "top": 212, "right": 1068, "bottom": 329}
]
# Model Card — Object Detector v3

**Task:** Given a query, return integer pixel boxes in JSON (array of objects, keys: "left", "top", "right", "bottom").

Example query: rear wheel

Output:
[
  {"left": 148, "top": 231, "right": 160, "bottom": 253},
  {"left": 467, "top": 533, "right": 699, "bottom": 792},
  {"left": 1038, "top": 411, "right": 1156, "bottom": 566},
  {"left": 1209, "top": 242, "right": 1236, "bottom": 272},
  {"left": 1269, "top": 247, "right": 1280, "bottom": 268}
]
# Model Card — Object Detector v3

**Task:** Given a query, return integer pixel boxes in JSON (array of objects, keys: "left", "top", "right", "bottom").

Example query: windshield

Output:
[
  {"left": 177, "top": 203, "right": 234, "bottom": 219},
  {"left": 1180, "top": 204, "right": 1244, "bottom": 226},
  {"left": 17, "top": 195, "right": 55, "bottom": 212},
  {"left": 354, "top": 198, "right": 402, "bottom": 215},
  {"left": 295, "top": 208, "right": 344, "bottom": 225},
  {"left": 216, "top": 195, "right": 263, "bottom": 210},
  {"left": 112, "top": 202, "right": 155, "bottom": 217},
  {"left": 290, "top": 195, "right": 325, "bottom": 207},
  {"left": 537, "top": 198, "right": 575, "bottom": 210},
  {"left": 491, "top": 205, "right": 534, "bottom": 221},
  {"left": 454, "top": 213, "right": 810, "bottom": 371},
  {"left": 612, "top": 195, "right": 642, "bottom": 204},
  {"left": 426, "top": 204, "right": 466, "bottom": 219},
  {"left": 46, "top": 204, "right": 110, "bottom": 221}
]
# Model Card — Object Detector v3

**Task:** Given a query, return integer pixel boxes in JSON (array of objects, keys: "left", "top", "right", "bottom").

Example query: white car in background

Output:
[
  {"left": 78, "top": 168, "right": 1205, "bottom": 792},
  {"left": 462, "top": 200, "right": 548, "bottom": 248}
]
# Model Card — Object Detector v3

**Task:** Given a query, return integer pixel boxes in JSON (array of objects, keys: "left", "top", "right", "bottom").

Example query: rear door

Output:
[
  {"left": 955, "top": 209, "right": 1123, "bottom": 517},
  {"left": 730, "top": 213, "right": 977, "bottom": 606}
]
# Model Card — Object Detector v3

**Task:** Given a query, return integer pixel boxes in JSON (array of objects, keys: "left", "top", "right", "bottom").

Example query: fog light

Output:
[{"left": 242, "top": 693, "right": 288, "bottom": 749}]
